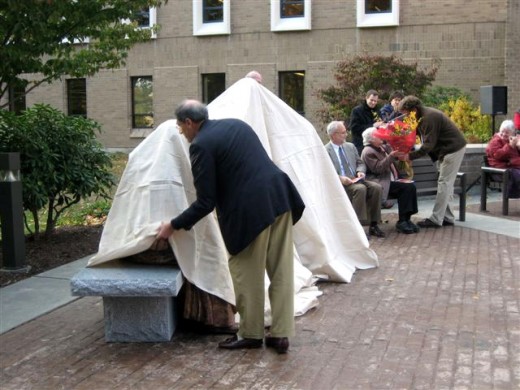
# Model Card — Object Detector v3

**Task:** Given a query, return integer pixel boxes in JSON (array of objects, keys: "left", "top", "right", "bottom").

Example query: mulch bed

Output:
[{"left": 0, "top": 225, "right": 103, "bottom": 288}]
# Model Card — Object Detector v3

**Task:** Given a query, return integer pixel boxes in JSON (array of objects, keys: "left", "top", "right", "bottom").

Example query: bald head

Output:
[
  {"left": 175, "top": 99, "right": 208, "bottom": 123},
  {"left": 245, "top": 70, "right": 263, "bottom": 84}
]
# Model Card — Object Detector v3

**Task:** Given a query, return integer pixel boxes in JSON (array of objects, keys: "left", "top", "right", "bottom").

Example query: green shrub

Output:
[
  {"left": 440, "top": 97, "right": 492, "bottom": 143},
  {"left": 0, "top": 104, "right": 115, "bottom": 238},
  {"left": 421, "top": 86, "right": 470, "bottom": 108}
]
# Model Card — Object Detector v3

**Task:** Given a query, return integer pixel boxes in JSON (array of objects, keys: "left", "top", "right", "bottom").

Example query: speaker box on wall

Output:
[{"left": 480, "top": 86, "right": 508, "bottom": 115}]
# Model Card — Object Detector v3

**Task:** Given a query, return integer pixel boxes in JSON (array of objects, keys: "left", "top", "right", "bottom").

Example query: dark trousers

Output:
[{"left": 388, "top": 181, "right": 418, "bottom": 221}]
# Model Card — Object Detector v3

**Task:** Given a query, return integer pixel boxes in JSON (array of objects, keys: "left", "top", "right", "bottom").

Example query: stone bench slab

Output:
[
  {"left": 70, "top": 259, "right": 183, "bottom": 297},
  {"left": 70, "top": 260, "right": 184, "bottom": 342}
]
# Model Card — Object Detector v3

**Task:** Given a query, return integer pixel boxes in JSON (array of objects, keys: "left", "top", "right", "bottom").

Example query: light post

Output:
[{"left": 0, "top": 152, "right": 27, "bottom": 271}]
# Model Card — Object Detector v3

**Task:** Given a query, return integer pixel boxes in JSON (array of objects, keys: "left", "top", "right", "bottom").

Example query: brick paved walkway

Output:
[{"left": 1, "top": 211, "right": 519, "bottom": 389}]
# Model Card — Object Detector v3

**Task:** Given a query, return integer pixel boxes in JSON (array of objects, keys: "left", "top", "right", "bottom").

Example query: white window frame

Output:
[
  {"left": 271, "top": 0, "right": 311, "bottom": 32},
  {"left": 61, "top": 36, "right": 90, "bottom": 44},
  {"left": 193, "top": 0, "right": 230, "bottom": 36},
  {"left": 357, "top": 0, "right": 399, "bottom": 28},
  {"left": 133, "top": 6, "right": 157, "bottom": 38},
  {"left": 121, "top": 7, "right": 157, "bottom": 38},
  {"left": 144, "top": 7, "right": 157, "bottom": 38}
]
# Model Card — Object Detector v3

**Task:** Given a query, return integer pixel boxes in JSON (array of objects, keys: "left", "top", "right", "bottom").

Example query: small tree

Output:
[
  {"left": 0, "top": 0, "right": 167, "bottom": 107},
  {"left": 316, "top": 55, "right": 439, "bottom": 123},
  {"left": 0, "top": 105, "right": 115, "bottom": 238}
]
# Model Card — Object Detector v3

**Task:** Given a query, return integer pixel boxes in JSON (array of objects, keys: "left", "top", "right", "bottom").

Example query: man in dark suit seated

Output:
[
  {"left": 325, "top": 121, "right": 385, "bottom": 238},
  {"left": 156, "top": 100, "right": 305, "bottom": 354}
]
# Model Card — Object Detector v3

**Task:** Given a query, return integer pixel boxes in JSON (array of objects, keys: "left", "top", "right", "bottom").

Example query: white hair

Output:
[
  {"left": 499, "top": 119, "right": 515, "bottom": 134},
  {"left": 326, "top": 121, "right": 344, "bottom": 137},
  {"left": 362, "top": 127, "right": 378, "bottom": 146}
]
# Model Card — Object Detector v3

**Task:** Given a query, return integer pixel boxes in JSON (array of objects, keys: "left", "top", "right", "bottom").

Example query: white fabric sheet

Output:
[{"left": 88, "top": 78, "right": 379, "bottom": 317}]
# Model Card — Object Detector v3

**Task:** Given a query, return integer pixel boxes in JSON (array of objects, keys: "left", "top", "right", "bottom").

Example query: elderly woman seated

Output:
[
  {"left": 361, "top": 127, "right": 419, "bottom": 234},
  {"left": 486, "top": 119, "right": 520, "bottom": 198}
]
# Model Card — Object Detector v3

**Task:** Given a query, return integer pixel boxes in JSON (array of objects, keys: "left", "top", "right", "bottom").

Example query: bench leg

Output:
[
  {"left": 458, "top": 174, "right": 466, "bottom": 222},
  {"left": 480, "top": 171, "right": 487, "bottom": 212},
  {"left": 502, "top": 173, "right": 509, "bottom": 216},
  {"left": 103, "top": 297, "right": 177, "bottom": 342}
]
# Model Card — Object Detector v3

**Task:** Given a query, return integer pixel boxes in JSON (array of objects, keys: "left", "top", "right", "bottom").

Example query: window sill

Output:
[{"left": 130, "top": 128, "right": 154, "bottom": 138}]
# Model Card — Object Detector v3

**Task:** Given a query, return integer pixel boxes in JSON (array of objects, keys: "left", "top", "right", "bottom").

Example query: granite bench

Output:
[{"left": 70, "top": 259, "right": 184, "bottom": 342}]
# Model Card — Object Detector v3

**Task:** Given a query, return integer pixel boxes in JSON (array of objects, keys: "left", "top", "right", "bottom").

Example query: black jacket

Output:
[
  {"left": 171, "top": 118, "right": 305, "bottom": 255},
  {"left": 349, "top": 102, "right": 379, "bottom": 153}
]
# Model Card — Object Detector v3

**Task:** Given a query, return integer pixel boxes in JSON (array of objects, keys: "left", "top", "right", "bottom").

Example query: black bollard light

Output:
[{"left": 0, "top": 152, "right": 27, "bottom": 271}]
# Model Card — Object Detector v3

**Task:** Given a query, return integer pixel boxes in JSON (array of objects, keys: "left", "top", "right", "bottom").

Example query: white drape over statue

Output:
[{"left": 88, "top": 78, "right": 379, "bottom": 316}]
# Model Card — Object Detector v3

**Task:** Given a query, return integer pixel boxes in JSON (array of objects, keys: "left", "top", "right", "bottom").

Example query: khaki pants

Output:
[
  {"left": 229, "top": 212, "right": 295, "bottom": 339},
  {"left": 430, "top": 147, "right": 466, "bottom": 225},
  {"left": 344, "top": 180, "right": 382, "bottom": 224}
]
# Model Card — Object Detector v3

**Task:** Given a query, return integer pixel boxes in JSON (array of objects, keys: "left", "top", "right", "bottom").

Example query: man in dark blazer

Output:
[
  {"left": 349, "top": 89, "right": 384, "bottom": 155},
  {"left": 325, "top": 121, "right": 385, "bottom": 238},
  {"left": 157, "top": 100, "right": 305, "bottom": 353}
]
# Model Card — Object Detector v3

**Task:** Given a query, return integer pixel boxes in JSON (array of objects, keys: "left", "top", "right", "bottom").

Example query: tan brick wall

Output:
[
  {"left": 505, "top": 0, "right": 519, "bottom": 117},
  {"left": 11, "top": 0, "right": 516, "bottom": 149},
  {"left": 25, "top": 75, "right": 65, "bottom": 112}
]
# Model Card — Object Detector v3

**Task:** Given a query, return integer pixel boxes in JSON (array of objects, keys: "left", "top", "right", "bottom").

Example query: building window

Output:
[
  {"left": 131, "top": 76, "right": 154, "bottom": 128},
  {"left": 133, "top": 7, "right": 157, "bottom": 38},
  {"left": 8, "top": 84, "right": 26, "bottom": 115},
  {"left": 357, "top": 0, "right": 399, "bottom": 27},
  {"left": 135, "top": 8, "right": 151, "bottom": 28},
  {"left": 365, "top": 0, "right": 391, "bottom": 13},
  {"left": 271, "top": 0, "right": 311, "bottom": 31},
  {"left": 281, "top": 0, "right": 304, "bottom": 18},
  {"left": 202, "top": 73, "right": 226, "bottom": 104},
  {"left": 279, "top": 71, "right": 305, "bottom": 115},
  {"left": 193, "top": 0, "right": 230, "bottom": 36},
  {"left": 203, "top": 0, "right": 224, "bottom": 23},
  {"left": 67, "top": 79, "right": 87, "bottom": 117}
]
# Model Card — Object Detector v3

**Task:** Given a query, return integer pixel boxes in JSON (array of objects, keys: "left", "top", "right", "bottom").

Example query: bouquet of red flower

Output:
[
  {"left": 373, "top": 114, "right": 417, "bottom": 154},
  {"left": 373, "top": 112, "right": 421, "bottom": 178}
]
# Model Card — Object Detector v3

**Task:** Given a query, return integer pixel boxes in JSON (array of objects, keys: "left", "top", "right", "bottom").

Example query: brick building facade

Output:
[{"left": 8, "top": 0, "right": 519, "bottom": 150}]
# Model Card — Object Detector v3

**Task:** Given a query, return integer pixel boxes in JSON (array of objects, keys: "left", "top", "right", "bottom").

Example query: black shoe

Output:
[
  {"left": 265, "top": 336, "right": 289, "bottom": 354},
  {"left": 368, "top": 225, "right": 386, "bottom": 238},
  {"left": 218, "top": 335, "right": 262, "bottom": 350},
  {"left": 202, "top": 325, "right": 239, "bottom": 335},
  {"left": 407, "top": 220, "right": 420, "bottom": 233},
  {"left": 396, "top": 220, "right": 414, "bottom": 234},
  {"left": 442, "top": 219, "right": 455, "bottom": 226},
  {"left": 417, "top": 218, "right": 441, "bottom": 228}
]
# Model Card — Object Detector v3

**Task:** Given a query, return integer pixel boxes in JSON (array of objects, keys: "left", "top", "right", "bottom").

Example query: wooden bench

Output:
[
  {"left": 411, "top": 158, "right": 467, "bottom": 221},
  {"left": 480, "top": 155, "right": 510, "bottom": 215},
  {"left": 71, "top": 260, "right": 184, "bottom": 342}
]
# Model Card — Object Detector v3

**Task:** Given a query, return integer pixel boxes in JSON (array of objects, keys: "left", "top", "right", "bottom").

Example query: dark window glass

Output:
[
  {"left": 8, "top": 84, "right": 26, "bottom": 115},
  {"left": 365, "top": 0, "right": 392, "bottom": 14},
  {"left": 281, "top": 0, "right": 304, "bottom": 18},
  {"left": 131, "top": 76, "right": 154, "bottom": 128},
  {"left": 279, "top": 71, "right": 305, "bottom": 115},
  {"left": 202, "top": 73, "right": 225, "bottom": 104},
  {"left": 203, "top": 0, "right": 224, "bottom": 23},
  {"left": 135, "top": 7, "right": 150, "bottom": 28},
  {"left": 67, "top": 78, "right": 87, "bottom": 117}
]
